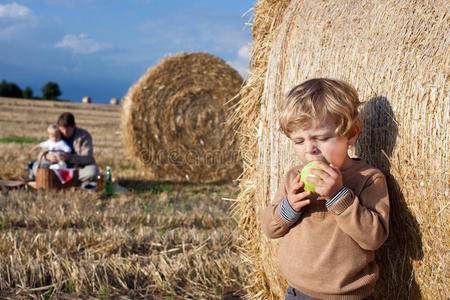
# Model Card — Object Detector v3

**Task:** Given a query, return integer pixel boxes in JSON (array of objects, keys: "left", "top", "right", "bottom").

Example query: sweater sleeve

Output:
[
  {"left": 261, "top": 170, "right": 300, "bottom": 239},
  {"left": 326, "top": 174, "right": 390, "bottom": 250},
  {"left": 70, "top": 132, "right": 96, "bottom": 166}
]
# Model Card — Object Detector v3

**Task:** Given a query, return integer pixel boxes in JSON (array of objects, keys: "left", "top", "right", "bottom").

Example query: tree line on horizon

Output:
[{"left": 0, "top": 79, "right": 63, "bottom": 101}]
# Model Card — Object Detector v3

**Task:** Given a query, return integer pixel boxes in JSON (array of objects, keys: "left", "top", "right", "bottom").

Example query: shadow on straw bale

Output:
[{"left": 356, "top": 97, "right": 423, "bottom": 299}]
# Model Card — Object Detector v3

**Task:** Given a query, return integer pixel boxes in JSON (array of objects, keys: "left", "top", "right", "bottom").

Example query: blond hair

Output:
[
  {"left": 278, "top": 78, "right": 362, "bottom": 138},
  {"left": 47, "top": 123, "right": 59, "bottom": 135}
]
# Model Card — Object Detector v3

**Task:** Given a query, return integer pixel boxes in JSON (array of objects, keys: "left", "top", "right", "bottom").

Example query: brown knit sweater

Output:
[
  {"left": 261, "top": 159, "right": 389, "bottom": 300},
  {"left": 65, "top": 127, "right": 96, "bottom": 166}
]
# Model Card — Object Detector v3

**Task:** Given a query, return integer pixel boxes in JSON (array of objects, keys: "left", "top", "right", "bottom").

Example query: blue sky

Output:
[{"left": 0, "top": 0, "right": 254, "bottom": 103}]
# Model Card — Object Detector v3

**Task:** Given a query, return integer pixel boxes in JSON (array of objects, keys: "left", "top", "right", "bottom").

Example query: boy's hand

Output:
[
  {"left": 307, "top": 164, "right": 343, "bottom": 198},
  {"left": 287, "top": 173, "right": 311, "bottom": 212},
  {"left": 57, "top": 152, "right": 71, "bottom": 161},
  {"left": 28, "top": 145, "right": 38, "bottom": 154},
  {"left": 45, "top": 152, "right": 59, "bottom": 163}
]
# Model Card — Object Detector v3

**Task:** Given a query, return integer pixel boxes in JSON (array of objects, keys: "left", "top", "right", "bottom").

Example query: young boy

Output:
[
  {"left": 29, "top": 123, "right": 71, "bottom": 168},
  {"left": 261, "top": 78, "right": 390, "bottom": 300}
]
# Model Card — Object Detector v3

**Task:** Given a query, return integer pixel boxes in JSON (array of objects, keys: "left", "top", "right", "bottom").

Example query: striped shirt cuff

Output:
[
  {"left": 280, "top": 196, "right": 303, "bottom": 223},
  {"left": 326, "top": 187, "right": 350, "bottom": 208}
]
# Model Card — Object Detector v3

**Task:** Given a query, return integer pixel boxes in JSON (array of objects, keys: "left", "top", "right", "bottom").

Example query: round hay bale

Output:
[
  {"left": 110, "top": 98, "right": 119, "bottom": 105},
  {"left": 233, "top": 1, "right": 449, "bottom": 299},
  {"left": 82, "top": 96, "right": 91, "bottom": 104},
  {"left": 122, "top": 52, "right": 243, "bottom": 183}
]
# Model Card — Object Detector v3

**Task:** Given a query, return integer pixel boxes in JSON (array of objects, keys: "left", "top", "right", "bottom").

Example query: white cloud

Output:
[
  {"left": 229, "top": 44, "right": 251, "bottom": 78},
  {"left": 238, "top": 44, "right": 250, "bottom": 58},
  {"left": 0, "top": 3, "right": 38, "bottom": 40},
  {"left": 56, "top": 34, "right": 112, "bottom": 54},
  {"left": 0, "top": 2, "right": 32, "bottom": 18}
]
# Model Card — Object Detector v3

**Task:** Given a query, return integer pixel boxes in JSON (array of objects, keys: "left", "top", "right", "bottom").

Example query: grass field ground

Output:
[{"left": 0, "top": 97, "right": 249, "bottom": 299}]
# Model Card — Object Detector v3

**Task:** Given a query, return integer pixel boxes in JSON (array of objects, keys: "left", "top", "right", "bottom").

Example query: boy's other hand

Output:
[
  {"left": 287, "top": 173, "right": 311, "bottom": 212},
  {"left": 307, "top": 164, "right": 343, "bottom": 198},
  {"left": 57, "top": 152, "right": 71, "bottom": 161},
  {"left": 28, "top": 145, "right": 39, "bottom": 154},
  {"left": 46, "top": 152, "right": 59, "bottom": 163}
]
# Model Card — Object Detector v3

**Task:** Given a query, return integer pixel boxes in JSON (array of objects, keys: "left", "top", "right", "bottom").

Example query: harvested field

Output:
[{"left": 0, "top": 97, "right": 249, "bottom": 299}]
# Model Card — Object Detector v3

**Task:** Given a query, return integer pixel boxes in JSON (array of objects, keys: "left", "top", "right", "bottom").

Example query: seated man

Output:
[{"left": 32, "top": 112, "right": 98, "bottom": 183}]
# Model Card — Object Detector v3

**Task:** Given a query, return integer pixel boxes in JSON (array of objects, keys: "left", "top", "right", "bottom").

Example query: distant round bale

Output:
[
  {"left": 121, "top": 52, "right": 243, "bottom": 183},
  {"left": 82, "top": 96, "right": 91, "bottom": 104},
  {"left": 110, "top": 98, "right": 119, "bottom": 105}
]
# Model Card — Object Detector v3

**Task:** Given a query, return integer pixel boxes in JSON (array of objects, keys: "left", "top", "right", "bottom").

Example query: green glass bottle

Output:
[{"left": 104, "top": 166, "right": 114, "bottom": 196}]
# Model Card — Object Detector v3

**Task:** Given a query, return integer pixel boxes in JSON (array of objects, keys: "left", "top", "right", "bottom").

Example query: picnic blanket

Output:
[{"left": 51, "top": 168, "right": 76, "bottom": 184}]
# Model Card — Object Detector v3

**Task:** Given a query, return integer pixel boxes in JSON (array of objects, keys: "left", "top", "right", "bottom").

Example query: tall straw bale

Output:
[
  {"left": 233, "top": 0, "right": 449, "bottom": 299},
  {"left": 122, "top": 52, "right": 243, "bottom": 183},
  {"left": 229, "top": 1, "right": 294, "bottom": 298}
]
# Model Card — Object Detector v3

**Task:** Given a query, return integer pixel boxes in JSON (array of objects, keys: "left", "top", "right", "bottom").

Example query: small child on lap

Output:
[
  {"left": 261, "top": 78, "right": 390, "bottom": 300},
  {"left": 29, "top": 123, "right": 71, "bottom": 169}
]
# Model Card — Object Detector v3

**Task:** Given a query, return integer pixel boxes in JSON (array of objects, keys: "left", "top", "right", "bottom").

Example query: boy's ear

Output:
[{"left": 348, "top": 124, "right": 361, "bottom": 146}]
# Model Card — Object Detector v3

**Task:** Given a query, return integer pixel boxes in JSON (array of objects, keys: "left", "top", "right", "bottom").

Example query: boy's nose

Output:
[{"left": 305, "top": 141, "right": 318, "bottom": 153}]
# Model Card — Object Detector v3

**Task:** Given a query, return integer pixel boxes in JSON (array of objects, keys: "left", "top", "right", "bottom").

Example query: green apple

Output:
[{"left": 300, "top": 160, "right": 327, "bottom": 193}]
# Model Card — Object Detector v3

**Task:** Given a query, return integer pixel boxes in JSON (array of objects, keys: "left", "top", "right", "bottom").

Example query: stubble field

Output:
[{"left": 0, "top": 97, "right": 249, "bottom": 299}]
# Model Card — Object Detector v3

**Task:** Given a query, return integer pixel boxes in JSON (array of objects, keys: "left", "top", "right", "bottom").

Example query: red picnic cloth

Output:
[{"left": 52, "top": 168, "right": 75, "bottom": 184}]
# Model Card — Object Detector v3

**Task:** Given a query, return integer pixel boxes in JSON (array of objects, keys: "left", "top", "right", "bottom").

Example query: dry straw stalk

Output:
[
  {"left": 233, "top": 0, "right": 449, "bottom": 299},
  {"left": 122, "top": 52, "right": 243, "bottom": 183},
  {"left": 0, "top": 186, "right": 248, "bottom": 298}
]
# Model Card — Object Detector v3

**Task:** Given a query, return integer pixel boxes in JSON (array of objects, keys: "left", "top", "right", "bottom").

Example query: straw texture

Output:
[
  {"left": 233, "top": 0, "right": 449, "bottom": 299},
  {"left": 122, "top": 52, "right": 243, "bottom": 183},
  {"left": 229, "top": 1, "right": 293, "bottom": 298}
]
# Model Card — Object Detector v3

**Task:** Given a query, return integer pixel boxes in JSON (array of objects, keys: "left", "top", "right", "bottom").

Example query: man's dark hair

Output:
[{"left": 57, "top": 112, "right": 76, "bottom": 127}]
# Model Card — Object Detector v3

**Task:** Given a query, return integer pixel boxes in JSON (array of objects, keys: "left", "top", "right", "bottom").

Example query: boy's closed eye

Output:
[{"left": 293, "top": 136, "right": 331, "bottom": 144}]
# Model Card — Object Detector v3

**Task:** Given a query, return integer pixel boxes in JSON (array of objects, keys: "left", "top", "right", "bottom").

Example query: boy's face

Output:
[
  {"left": 290, "top": 120, "right": 358, "bottom": 169},
  {"left": 49, "top": 132, "right": 61, "bottom": 142}
]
